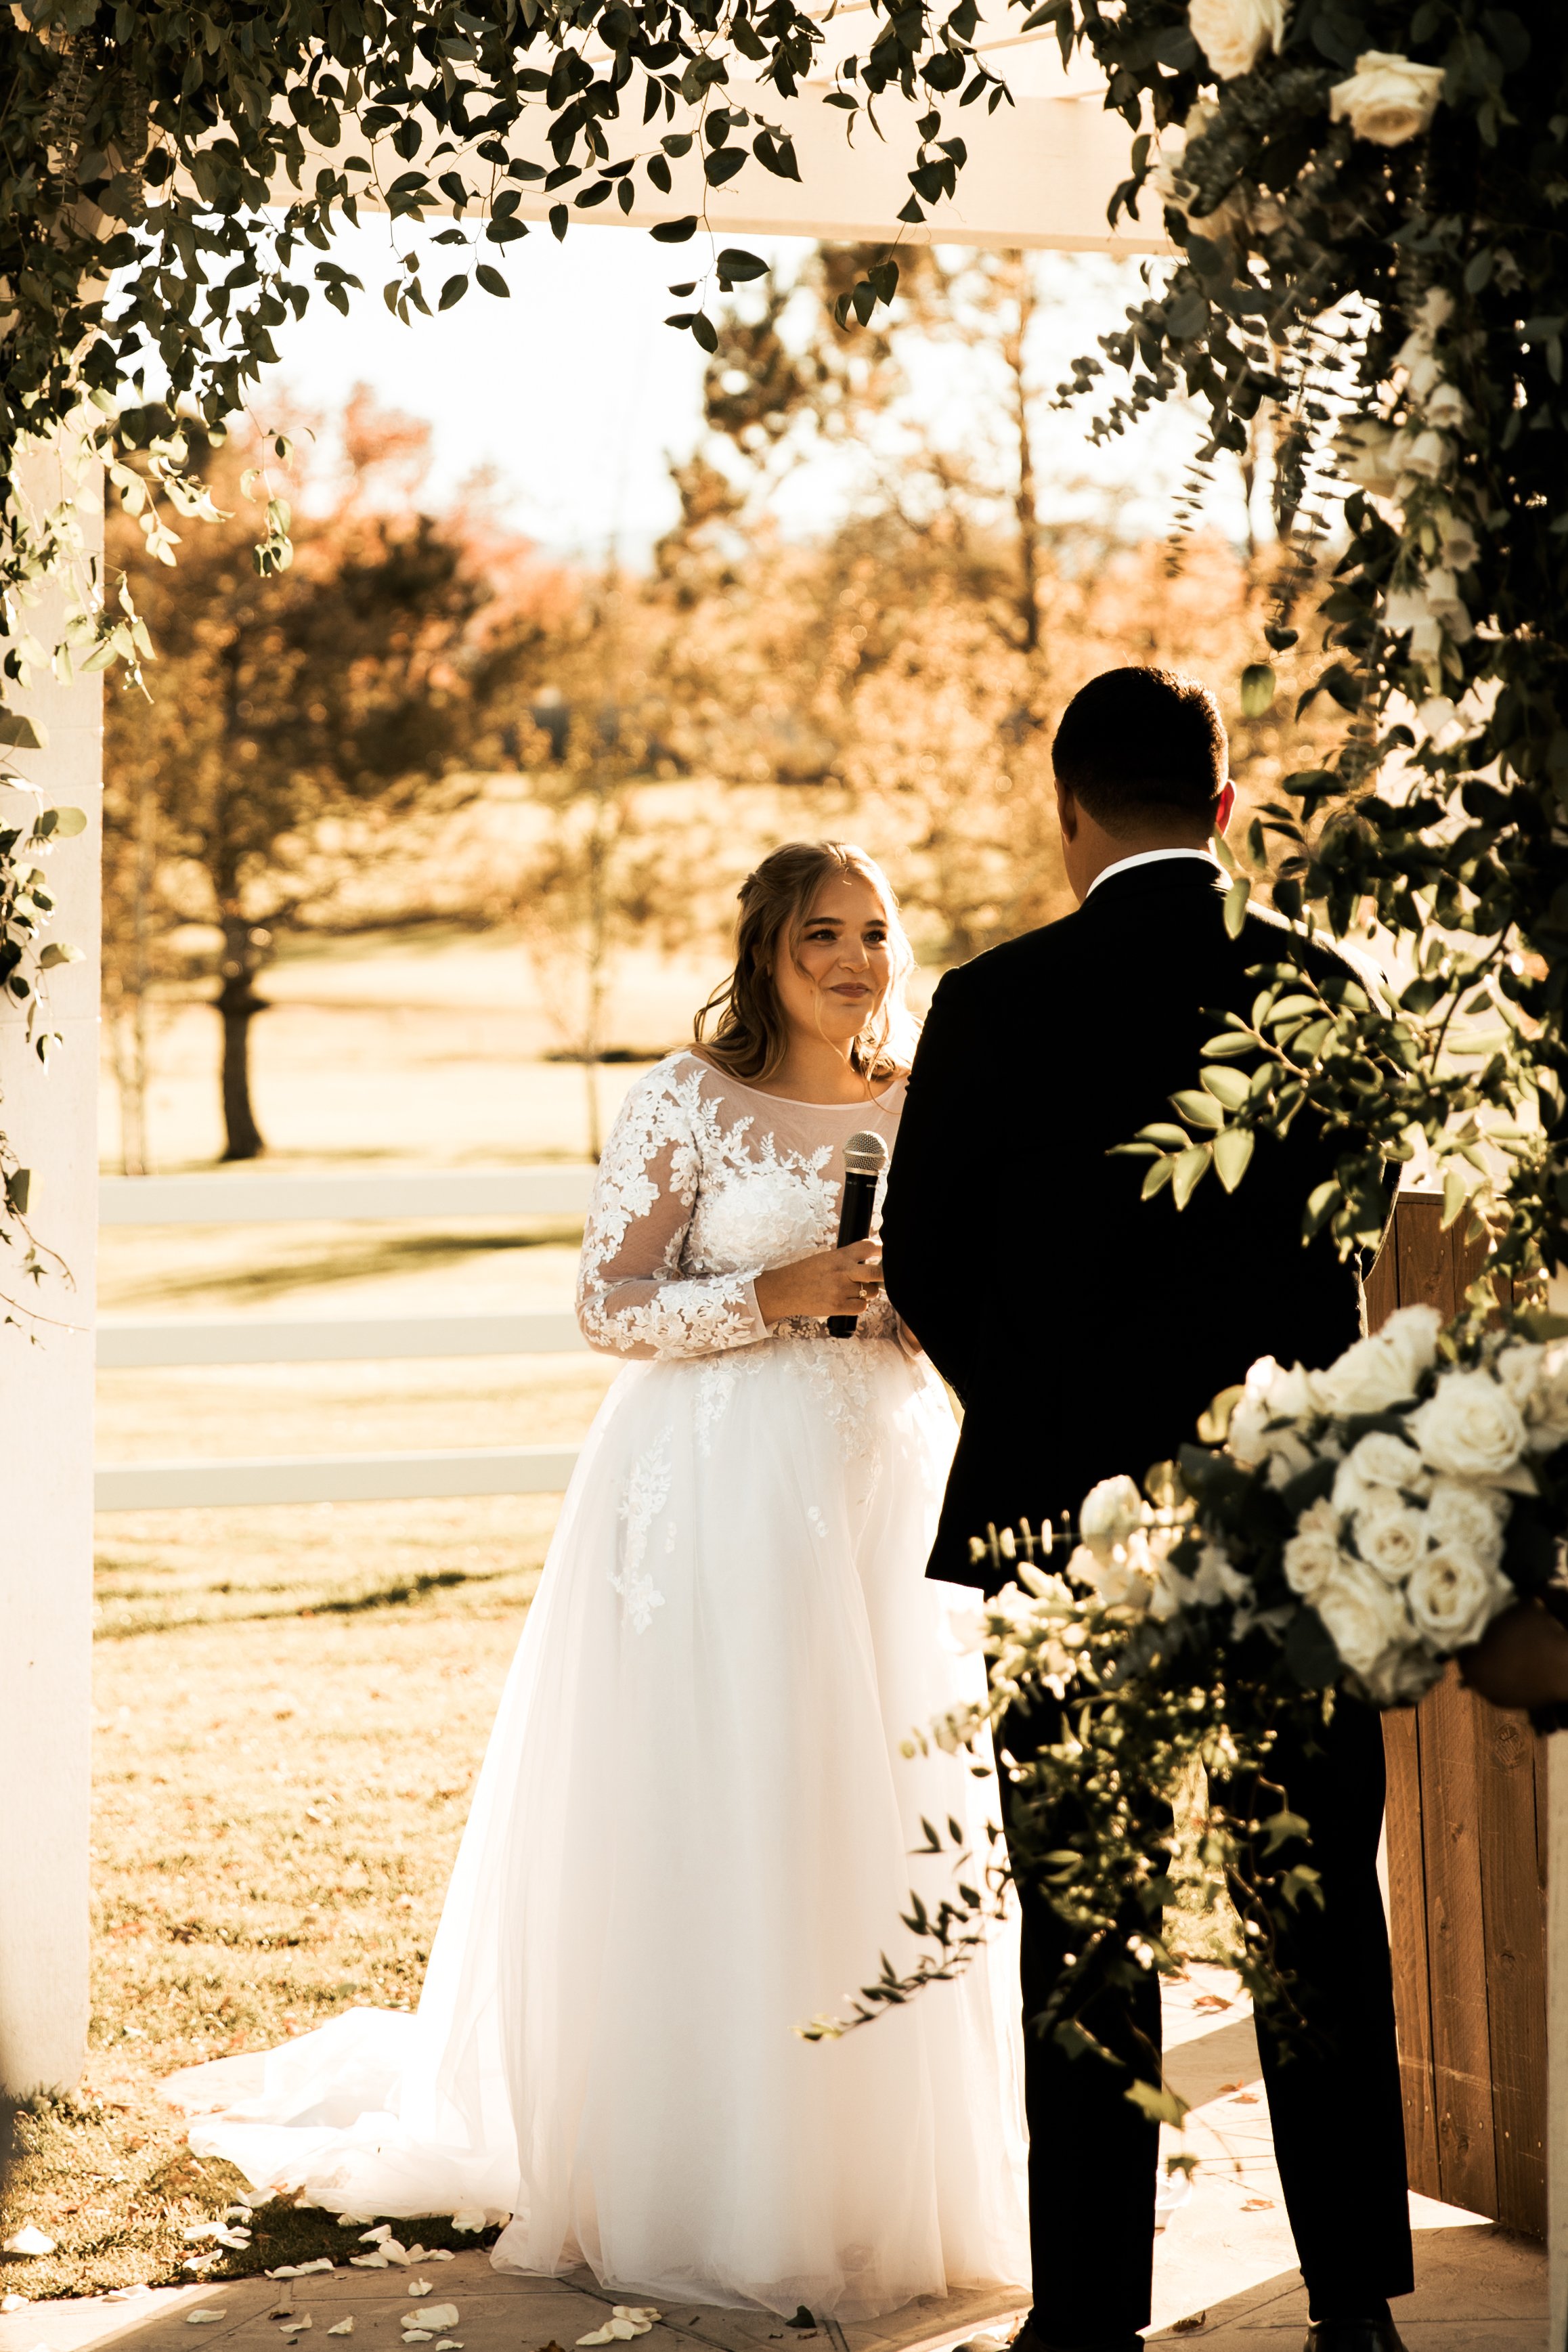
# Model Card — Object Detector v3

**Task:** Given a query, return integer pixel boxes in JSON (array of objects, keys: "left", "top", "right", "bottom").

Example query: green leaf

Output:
[
  {"left": 38, "top": 940, "right": 84, "bottom": 968},
  {"left": 0, "top": 711, "right": 45, "bottom": 750},
  {"left": 1170, "top": 1090, "right": 1225, "bottom": 1131},
  {"left": 437, "top": 273, "right": 469, "bottom": 309},
  {"left": 1223, "top": 876, "right": 1250, "bottom": 938},
  {"left": 716, "top": 246, "right": 768, "bottom": 282},
  {"left": 1212, "top": 1125, "right": 1255, "bottom": 1193},
  {"left": 1141, "top": 1156, "right": 1175, "bottom": 1200},
  {"left": 1199, "top": 1064, "right": 1249, "bottom": 1111},
  {"left": 1134, "top": 1123, "right": 1192, "bottom": 1150},
  {"left": 4, "top": 1167, "right": 30, "bottom": 1216},
  {"left": 475, "top": 263, "right": 508, "bottom": 297},
  {"left": 1125, "top": 2079, "right": 1188, "bottom": 2129},
  {"left": 1240, "top": 661, "right": 1276, "bottom": 718},
  {"left": 1171, "top": 1144, "right": 1211, "bottom": 1209},
  {"left": 651, "top": 215, "right": 699, "bottom": 242},
  {"left": 1200, "top": 1030, "right": 1255, "bottom": 1058},
  {"left": 1441, "top": 1165, "right": 1470, "bottom": 1229},
  {"left": 35, "top": 805, "right": 86, "bottom": 837}
]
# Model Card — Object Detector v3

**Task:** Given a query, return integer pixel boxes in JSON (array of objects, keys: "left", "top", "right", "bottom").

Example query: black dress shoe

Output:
[
  {"left": 1010, "top": 2320, "right": 1141, "bottom": 2352},
  {"left": 1304, "top": 2320, "right": 1408, "bottom": 2352}
]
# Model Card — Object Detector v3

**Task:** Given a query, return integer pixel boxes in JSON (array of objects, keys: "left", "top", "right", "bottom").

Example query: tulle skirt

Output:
[{"left": 183, "top": 1332, "right": 1029, "bottom": 2319}]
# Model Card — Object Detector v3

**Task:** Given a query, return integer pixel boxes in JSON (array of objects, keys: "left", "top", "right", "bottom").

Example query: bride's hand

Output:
[{"left": 755, "top": 1240, "right": 884, "bottom": 1326}]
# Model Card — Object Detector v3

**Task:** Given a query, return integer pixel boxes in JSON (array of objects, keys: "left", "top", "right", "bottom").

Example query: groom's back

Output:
[{"left": 884, "top": 858, "right": 1375, "bottom": 1586}]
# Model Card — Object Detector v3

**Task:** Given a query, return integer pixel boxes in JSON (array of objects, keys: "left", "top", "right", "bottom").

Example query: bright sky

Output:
[{"left": 255, "top": 219, "right": 1246, "bottom": 565}]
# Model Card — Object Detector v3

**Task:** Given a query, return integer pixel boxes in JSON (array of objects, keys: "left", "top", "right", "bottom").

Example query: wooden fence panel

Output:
[{"left": 1373, "top": 1191, "right": 1548, "bottom": 2236}]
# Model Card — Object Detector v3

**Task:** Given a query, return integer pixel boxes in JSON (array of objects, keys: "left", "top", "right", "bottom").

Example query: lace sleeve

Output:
[{"left": 575, "top": 1064, "right": 770, "bottom": 1362}]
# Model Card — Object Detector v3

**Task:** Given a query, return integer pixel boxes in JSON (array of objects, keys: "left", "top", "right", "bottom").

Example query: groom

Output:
[{"left": 881, "top": 666, "right": 1412, "bottom": 2352}]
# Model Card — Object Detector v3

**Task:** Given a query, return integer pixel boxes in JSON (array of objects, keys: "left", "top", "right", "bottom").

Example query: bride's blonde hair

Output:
[{"left": 694, "top": 842, "right": 918, "bottom": 1085}]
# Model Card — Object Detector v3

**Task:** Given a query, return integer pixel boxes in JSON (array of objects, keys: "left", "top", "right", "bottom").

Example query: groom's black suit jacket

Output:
[{"left": 882, "top": 856, "right": 1374, "bottom": 1587}]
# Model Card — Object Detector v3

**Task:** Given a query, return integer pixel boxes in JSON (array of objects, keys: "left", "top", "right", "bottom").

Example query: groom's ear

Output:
[
  {"left": 1215, "top": 780, "right": 1236, "bottom": 834},
  {"left": 1054, "top": 775, "right": 1079, "bottom": 842}
]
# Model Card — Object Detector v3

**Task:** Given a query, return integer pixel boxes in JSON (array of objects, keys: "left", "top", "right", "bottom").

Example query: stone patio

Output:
[{"left": 0, "top": 1969, "right": 1548, "bottom": 2352}]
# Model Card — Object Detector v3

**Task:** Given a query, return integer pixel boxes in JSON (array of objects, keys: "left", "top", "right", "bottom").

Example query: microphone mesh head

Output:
[{"left": 843, "top": 1131, "right": 890, "bottom": 1176}]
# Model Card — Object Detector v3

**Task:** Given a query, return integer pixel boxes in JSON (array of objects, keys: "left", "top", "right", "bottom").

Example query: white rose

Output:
[
  {"left": 1406, "top": 1543, "right": 1512, "bottom": 1651},
  {"left": 1314, "top": 1304, "right": 1442, "bottom": 1417},
  {"left": 1409, "top": 1366, "right": 1527, "bottom": 1481},
  {"left": 1525, "top": 1341, "right": 1568, "bottom": 1453},
  {"left": 1328, "top": 50, "right": 1445, "bottom": 147},
  {"left": 1353, "top": 1502, "right": 1431, "bottom": 1584},
  {"left": 1332, "top": 1429, "right": 1431, "bottom": 1518},
  {"left": 1282, "top": 1495, "right": 1344, "bottom": 1602},
  {"left": 1494, "top": 1341, "right": 1544, "bottom": 1411},
  {"left": 1078, "top": 1473, "right": 1145, "bottom": 1555},
  {"left": 1315, "top": 1556, "right": 1416, "bottom": 1677},
  {"left": 1229, "top": 1359, "right": 1315, "bottom": 1471},
  {"left": 1423, "top": 381, "right": 1470, "bottom": 434},
  {"left": 1424, "top": 1477, "right": 1507, "bottom": 1567},
  {"left": 1188, "top": 0, "right": 1286, "bottom": 81}
]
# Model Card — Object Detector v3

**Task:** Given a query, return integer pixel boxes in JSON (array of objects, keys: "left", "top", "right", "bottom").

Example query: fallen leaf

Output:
[
  {"left": 403, "top": 2334, "right": 433, "bottom": 2345},
  {"left": 1192, "top": 1995, "right": 1231, "bottom": 2013},
  {"left": 1241, "top": 2198, "right": 1275, "bottom": 2211},
  {"left": 1172, "top": 2317, "right": 1208, "bottom": 2335},
  {"left": 185, "top": 2225, "right": 225, "bottom": 2244},
  {"left": 1229, "top": 2092, "right": 1259, "bottom": 2105},
  {"left": 410, "top": 2307, "right": 458, "bottom": 2330},
  {"left": 427, "top": 2251, "right": 454, "bottom": 2263},
  {"left": 187, "top": 2315, "right": 223, "bottom": 2326},
  {"left": 360, "top": 2228, "right": 392, "bottom": 2245},
  {"left": 383, "top": 2243, "right": 412, "bottom": 2267},
  {"left": 279, "top": 2320, "right": 313, "bottom": 2334},
  {"left": 328, "top": 2326, "right": 355, "bottom": 2338},
  {"left": 407, "top": 2282, "right": 433, "bottom": 2297},
  {"left": 450, "top": 2211, "right": 485, "bottom": 2234},
  {"left": 349, "top": 2257, "right": 389, "bottom": 2271}
]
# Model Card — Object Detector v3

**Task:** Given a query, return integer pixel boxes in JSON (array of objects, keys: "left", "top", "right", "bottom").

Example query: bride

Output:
[{"left": 181, "top": 840, "right": 1028, "bottom": 2320}]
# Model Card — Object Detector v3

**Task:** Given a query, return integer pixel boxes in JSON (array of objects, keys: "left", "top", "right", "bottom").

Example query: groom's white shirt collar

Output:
[{"left": 1085, "top": 846, "right": 1223, "bottom": 900}]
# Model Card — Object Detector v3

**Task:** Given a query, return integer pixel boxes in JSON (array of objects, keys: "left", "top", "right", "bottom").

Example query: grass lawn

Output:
[{"left": 3, "top": 1540, "right": 552, "bottom": 2302}]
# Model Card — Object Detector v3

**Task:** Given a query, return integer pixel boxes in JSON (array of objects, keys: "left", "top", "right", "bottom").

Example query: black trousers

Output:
[{"left": 1000, "top": 1694, "right": 1414, "bottom": 2344}]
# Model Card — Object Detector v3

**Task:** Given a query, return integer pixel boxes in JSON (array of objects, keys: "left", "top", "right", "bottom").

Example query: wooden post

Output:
[
  {"left": 1372, "top": 1193, "right": 1548, "bottom": 2238},
  {"left": 0, "top": 444, "right": 102, "bottom": 2096}
]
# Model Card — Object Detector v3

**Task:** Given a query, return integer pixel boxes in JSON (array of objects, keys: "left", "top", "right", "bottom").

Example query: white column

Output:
[{"left": 0, "top": 445, "right": 102, "bottom": 2097}]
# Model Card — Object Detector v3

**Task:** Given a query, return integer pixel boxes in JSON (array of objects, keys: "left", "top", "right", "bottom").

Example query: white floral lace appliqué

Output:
[{"left": 614, "top": 1428, "right": 674, "bottom": 1632}]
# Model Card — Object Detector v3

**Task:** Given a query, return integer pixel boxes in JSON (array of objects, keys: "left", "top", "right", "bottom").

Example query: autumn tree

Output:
[{"left": 104, "top": 393, "right": 492, "bottom": 1160}]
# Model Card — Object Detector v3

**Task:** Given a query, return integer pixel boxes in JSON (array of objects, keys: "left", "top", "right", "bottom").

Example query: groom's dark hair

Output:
[{"left": 1053, "top": 666, "right": 1227, "bottom": 834}]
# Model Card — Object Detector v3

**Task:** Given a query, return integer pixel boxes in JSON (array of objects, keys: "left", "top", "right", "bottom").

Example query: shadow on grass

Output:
[
  {"left": 95, "top": 1566, "right": 523, "bottom": 1641},
  {"left": 115, "top": 1226, "right": 583, "bottom": 1310}
]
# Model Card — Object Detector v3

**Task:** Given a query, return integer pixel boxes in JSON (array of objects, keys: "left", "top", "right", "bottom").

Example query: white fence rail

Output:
[
  {"left": 95, "top": 1167, "right": 597, "bottom": 1510},
  {"left": 97, "top": 1311, "right": 586, "bottom": 1368},
  {"left": 100, "top": 1167, "right": 596, "bottom": 1224}
]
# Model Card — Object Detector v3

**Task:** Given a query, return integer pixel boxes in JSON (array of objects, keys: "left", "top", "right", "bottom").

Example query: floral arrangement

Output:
[
  {"left": 814, "top": 1301, "right": 1568, "bottom": 2103},
  {"left": 1059, "top": 1303, "right": 1568, "bottom": 1709}
]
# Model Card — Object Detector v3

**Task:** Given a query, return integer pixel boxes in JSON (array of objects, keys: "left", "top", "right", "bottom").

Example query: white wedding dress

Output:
[{"left": 181, "top": 1052, "right": 1029, "bottom": 2320}]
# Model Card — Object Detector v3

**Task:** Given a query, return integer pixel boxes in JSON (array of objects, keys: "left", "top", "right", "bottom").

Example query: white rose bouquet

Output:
[
  {"left": 814, "top": 1307, "right": 1568, "bottom": 2080},
  {"left": 963, "top": 1303, "right": 1565, "bottom": 1715}
]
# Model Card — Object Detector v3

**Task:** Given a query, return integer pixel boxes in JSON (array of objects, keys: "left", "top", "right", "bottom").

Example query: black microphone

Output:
[{"left": 828, "top": 1130, "right": 890, "bottom": 1338}]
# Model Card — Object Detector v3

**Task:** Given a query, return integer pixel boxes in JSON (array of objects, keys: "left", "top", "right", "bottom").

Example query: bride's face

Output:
[{"left": 770, "top": 872, "right": 896, "bottom": 1051}]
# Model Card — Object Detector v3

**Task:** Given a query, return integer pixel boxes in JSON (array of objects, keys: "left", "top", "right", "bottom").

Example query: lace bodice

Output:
[{"left": 575, "top": 1051, "right": 907, "bottom": 1362}]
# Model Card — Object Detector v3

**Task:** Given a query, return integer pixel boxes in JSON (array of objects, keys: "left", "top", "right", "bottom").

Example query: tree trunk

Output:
[
  {"left": 1001, "top": 255, "right": 1041, "bottom": 655},
  {"left": 216, "top": 915, "right": 267, "bottom": 1160}
]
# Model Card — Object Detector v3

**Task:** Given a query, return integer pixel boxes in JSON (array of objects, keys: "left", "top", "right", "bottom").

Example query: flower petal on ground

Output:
[{"left": 1, "top": 2230, "right": 56, "bottom": 2257}]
